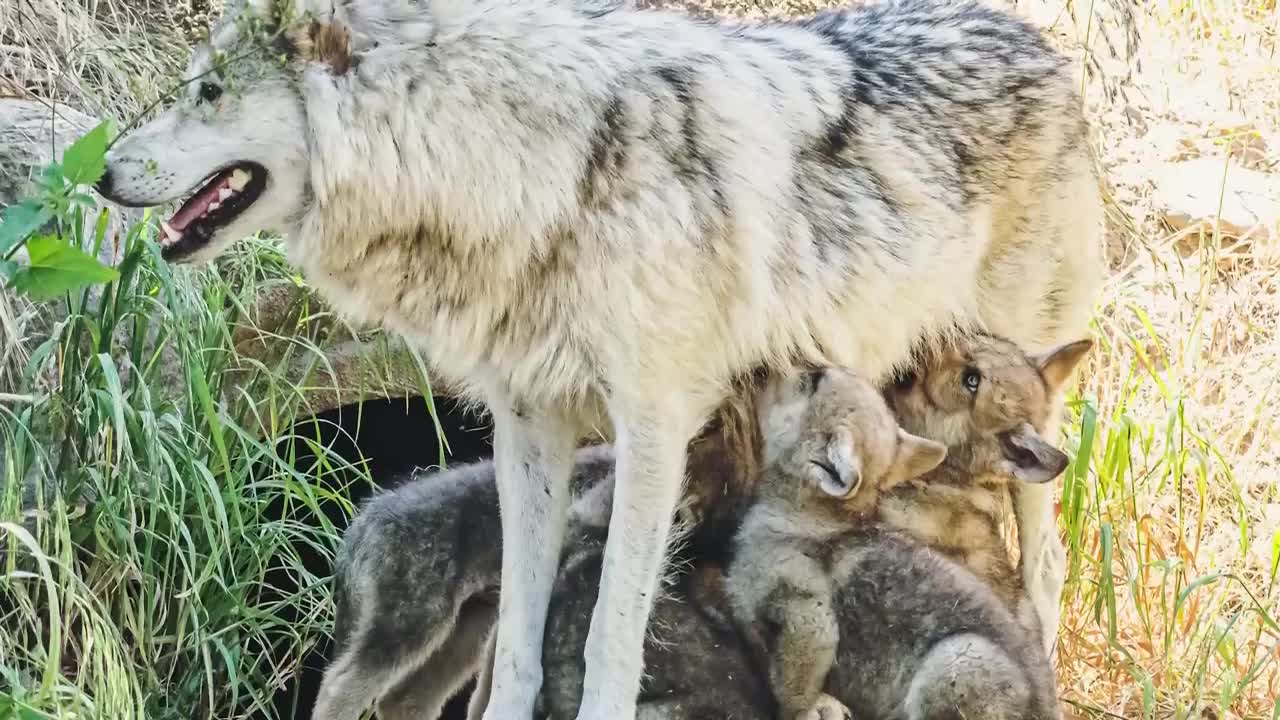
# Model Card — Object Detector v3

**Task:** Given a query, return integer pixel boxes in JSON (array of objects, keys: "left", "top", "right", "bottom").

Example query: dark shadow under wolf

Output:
[{"left": 261, "top": 395, "right": 493, "bottom": 720}]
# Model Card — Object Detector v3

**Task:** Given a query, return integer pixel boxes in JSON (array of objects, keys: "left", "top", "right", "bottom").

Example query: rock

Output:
[{"left": 1154, "top": 157, "right": 1278, "bottom": 245}]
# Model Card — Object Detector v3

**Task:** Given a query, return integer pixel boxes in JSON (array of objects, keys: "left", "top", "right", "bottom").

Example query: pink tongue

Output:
[{"left": 169, "top": 172, "right": 230, "bottom": 231}]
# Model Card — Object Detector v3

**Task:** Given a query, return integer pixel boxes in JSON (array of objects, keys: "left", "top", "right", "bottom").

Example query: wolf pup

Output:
[
  {"left": 311, "top": 446, "right": 609, "bottom": 720},
  {"left": 880, "top": 334, "right": 1094, "bottom": 631},
  {"left": 98, "top": 0, "right": 1102, "bottom": 712},
  {"left": 536, "top": 506, "right": 775, "bottom": 720},
  {"left": 725, "top": 367, "right": 946, "bottom": 720},
  {"left": 726, "top": 365, "right": 1062, "bottom": 720},
  {"left": 313, "top": 391, "right": 765, "bottom": 720},
  {"left": 539, "top": 366, "right": 944, "bottom": 720}
]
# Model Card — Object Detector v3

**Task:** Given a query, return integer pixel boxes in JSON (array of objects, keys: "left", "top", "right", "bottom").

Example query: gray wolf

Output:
[
  {"left": 726, "top": 361, "right": 1065, "bottom": 720},
  {"left": 313, "top": 395, "right": 765, "bottom": 720},
  {"left": 97, "top": 0, "right": 1102, "bottom": 713}
]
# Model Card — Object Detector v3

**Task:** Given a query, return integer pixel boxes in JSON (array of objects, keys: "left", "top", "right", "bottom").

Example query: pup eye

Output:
[
  {"left": 806, "top": 369, "right": 825, "bottom": 396},
  {"left": 962, "top": 367, "right": 981, "bottom": 393},
  {"left": 198, "top": 82, "right": 223, "bottom": 104}
]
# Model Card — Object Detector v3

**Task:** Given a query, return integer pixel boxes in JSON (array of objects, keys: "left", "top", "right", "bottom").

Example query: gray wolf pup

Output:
[
  {"left": 727, "top": 363, "right": 1063, "bottom": 720},
  {"left": 97, "top": 0, "right": 1102, "bottom": 713},
  {"left": 314, "top": 395, "right": 765, "bottom": 720}
]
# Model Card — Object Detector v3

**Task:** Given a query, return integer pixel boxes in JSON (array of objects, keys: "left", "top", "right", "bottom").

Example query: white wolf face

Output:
[{"left": 99, "top": 0, "right": 314, "bottom": 264}]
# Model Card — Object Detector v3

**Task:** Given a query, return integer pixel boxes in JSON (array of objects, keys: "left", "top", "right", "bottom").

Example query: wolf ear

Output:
[
  {"left": 281, "top": 15, "right": 354, "bottom": 75},
  {"left": 886, "top": 429, "right": 946, "bottom": 489},
  {"left": 1032, "top": 338, "right": 1093, "bottom": 393},
  {"left": 997, "top": 423, "right": 1069, "bottom": 484}
]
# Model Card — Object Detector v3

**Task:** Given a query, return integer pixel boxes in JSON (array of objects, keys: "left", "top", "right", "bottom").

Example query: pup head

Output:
[
  {"left": 886, "top": 334, "right": 1093, "bottom": 485},
  {"left": 96, "top": 0, "right": 355, "bottom": 264},
  {"left": 758, "top": 367, "right": 947, "bottom": 515}
]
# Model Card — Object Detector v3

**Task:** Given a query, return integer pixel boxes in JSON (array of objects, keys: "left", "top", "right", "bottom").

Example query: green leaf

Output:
[
  {"left": 0, "top": 259, "right": 15, "bottom": 279},
  {"left": 62, "top": 118, "right": 115, "bottom": 187},
  {"left": 36, "top": 163, "right": 64, "bottom": 193},
  {"left": 0, "top": 201, "right": 52, "bottom": 257},
  {"left": 7, "top": 234, "right": 119, "bottom": 300}
]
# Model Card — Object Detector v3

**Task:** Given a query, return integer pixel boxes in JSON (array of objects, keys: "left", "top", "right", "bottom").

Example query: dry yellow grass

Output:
[{"left": 2, "top": 0, "right": 1278, "bottom": 718}]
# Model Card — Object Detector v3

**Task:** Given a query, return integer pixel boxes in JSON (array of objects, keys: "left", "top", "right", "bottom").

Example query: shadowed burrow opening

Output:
[{"left": 255, "top": 394, "right": 494, "bottom": 720}]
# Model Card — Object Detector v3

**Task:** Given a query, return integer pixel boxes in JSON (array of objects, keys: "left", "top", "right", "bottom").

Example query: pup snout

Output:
[{"left": 814, "top": 432, "right": 861, "bottom": 497}]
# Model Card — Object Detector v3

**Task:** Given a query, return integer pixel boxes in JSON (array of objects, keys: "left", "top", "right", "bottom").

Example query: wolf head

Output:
[
  {"left": 94, "top": 0, "right": 339, "bottom": 263},
  {"left": 757, "top": 368, "right": 946, "bottom": 516},
  {"left": 886, "top": 334, "right": 1093, "bottom": 485},
  {"left": 97, "top": 0, "right": 623, "bottom": 265}
]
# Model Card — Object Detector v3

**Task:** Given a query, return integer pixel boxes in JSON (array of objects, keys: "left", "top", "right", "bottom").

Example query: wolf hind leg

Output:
[
  {"left": 378, "top": 598, "right": 499, "bottom": 720},
  {"left": 903, "top": 634, "right": 1032, "bottom": 720}
]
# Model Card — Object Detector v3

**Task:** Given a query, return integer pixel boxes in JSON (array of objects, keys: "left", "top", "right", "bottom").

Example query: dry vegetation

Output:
[{"left": 1, "top": 0, "right": 1278, "bottom": 719}]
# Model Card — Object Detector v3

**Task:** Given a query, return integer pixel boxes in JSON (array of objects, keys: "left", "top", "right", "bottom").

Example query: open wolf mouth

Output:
[{"left": 159, "top": 162, "right": 267, "bottom": 260}]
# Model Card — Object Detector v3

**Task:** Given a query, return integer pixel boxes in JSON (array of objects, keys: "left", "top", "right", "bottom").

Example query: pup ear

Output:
[
  {"left": 1032, "top": 338, "right": 1093, "bottom": 393},
  {"left": 885, "top": 428, "right": 946, "bottom": 489},
  {"left": 282, "top": 15, "right": 354, "bottom": 75},
  {"left": 997, "top": 423, "right": 1069, "bottom": 484}
]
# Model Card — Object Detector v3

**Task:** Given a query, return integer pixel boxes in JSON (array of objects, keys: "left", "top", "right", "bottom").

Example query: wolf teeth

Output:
[
  {"left": 207, "top": 201, "right": 222, "bottom": 212},
  {"left": 228, "top": 168, "right": 250, "bottom": 191},
  {"left": 161, "top": 222, "right": 182, "bottom": 245},
  {"left": 218, "top": 188, "right": 234, "bottom": 201}
]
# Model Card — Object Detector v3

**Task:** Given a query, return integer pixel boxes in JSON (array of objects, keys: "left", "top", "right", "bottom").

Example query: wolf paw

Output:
[{"left": 797, "top": 694, "right": 852, "bottom": 720}]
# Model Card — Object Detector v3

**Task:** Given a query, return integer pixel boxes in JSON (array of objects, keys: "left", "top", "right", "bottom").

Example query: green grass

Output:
[{"left": 0, "top": 213, "right": 378, "bottom": 719}]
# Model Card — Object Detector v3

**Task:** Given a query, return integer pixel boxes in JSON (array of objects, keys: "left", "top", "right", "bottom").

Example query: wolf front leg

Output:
[
  {"left": 1015, "top": 479, "right": 1065, "bottom": 658},
  {"left": 573, "top": 394, "right": 706, "bottom": 720},
  {"left": 481, "top": 401, "right": 578, "bottom": 720}
]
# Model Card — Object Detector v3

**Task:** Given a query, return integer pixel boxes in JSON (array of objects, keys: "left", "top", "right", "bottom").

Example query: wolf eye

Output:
[
  {"left": 962, "top": 367, "right": 981, "bottom": 393},
  {"left": 198, "top": 81, "right": 223, "bottom": 104}
]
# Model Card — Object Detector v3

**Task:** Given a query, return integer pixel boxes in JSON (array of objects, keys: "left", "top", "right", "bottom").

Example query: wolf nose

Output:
[{"left": 94, "top": 167, "right": 114, "bottom": 198}]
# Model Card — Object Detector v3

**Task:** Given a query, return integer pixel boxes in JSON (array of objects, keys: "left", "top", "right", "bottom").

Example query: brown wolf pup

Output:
[
  {"left": 726, "top": 359, "right": 1069, "bottom": 720},
  {"left": 880, "top": 334, "right": 1093, "bottom": 628}
]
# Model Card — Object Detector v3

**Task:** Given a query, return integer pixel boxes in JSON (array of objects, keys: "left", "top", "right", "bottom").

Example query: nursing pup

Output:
[
  {"left": 100, "top": 0, "right": 1102, "bottom": 712},
  {"left": 727, "top": 343, "right": 1083, "bottom": 720}
]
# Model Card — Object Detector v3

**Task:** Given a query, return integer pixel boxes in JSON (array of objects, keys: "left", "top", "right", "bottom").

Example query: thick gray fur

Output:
[
  {"left": 315, "top": 443, "right": 767, "bottom": 720},
  {"left": 537, "top": 528, "right": 774, "bottom": 720},
  {"left": 728, "top": 500, "right": 1060, "bottom": 720},
  {"left": 828, "top": 530, "right": 1059, "bottom": 720},
  {"left": 314, "top": 446, "right": 617, "bottom": 720}
]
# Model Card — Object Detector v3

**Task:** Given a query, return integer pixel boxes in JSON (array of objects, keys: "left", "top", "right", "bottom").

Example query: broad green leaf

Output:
[
  {"left": 62, "top": 118, "right": 115, "bottom": 187},
  {"left": 7, "top": 234, "right": 119, "bottom": 300},
  {"left": 0, "top": 201, "right": 52, "bottom": 257}
]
